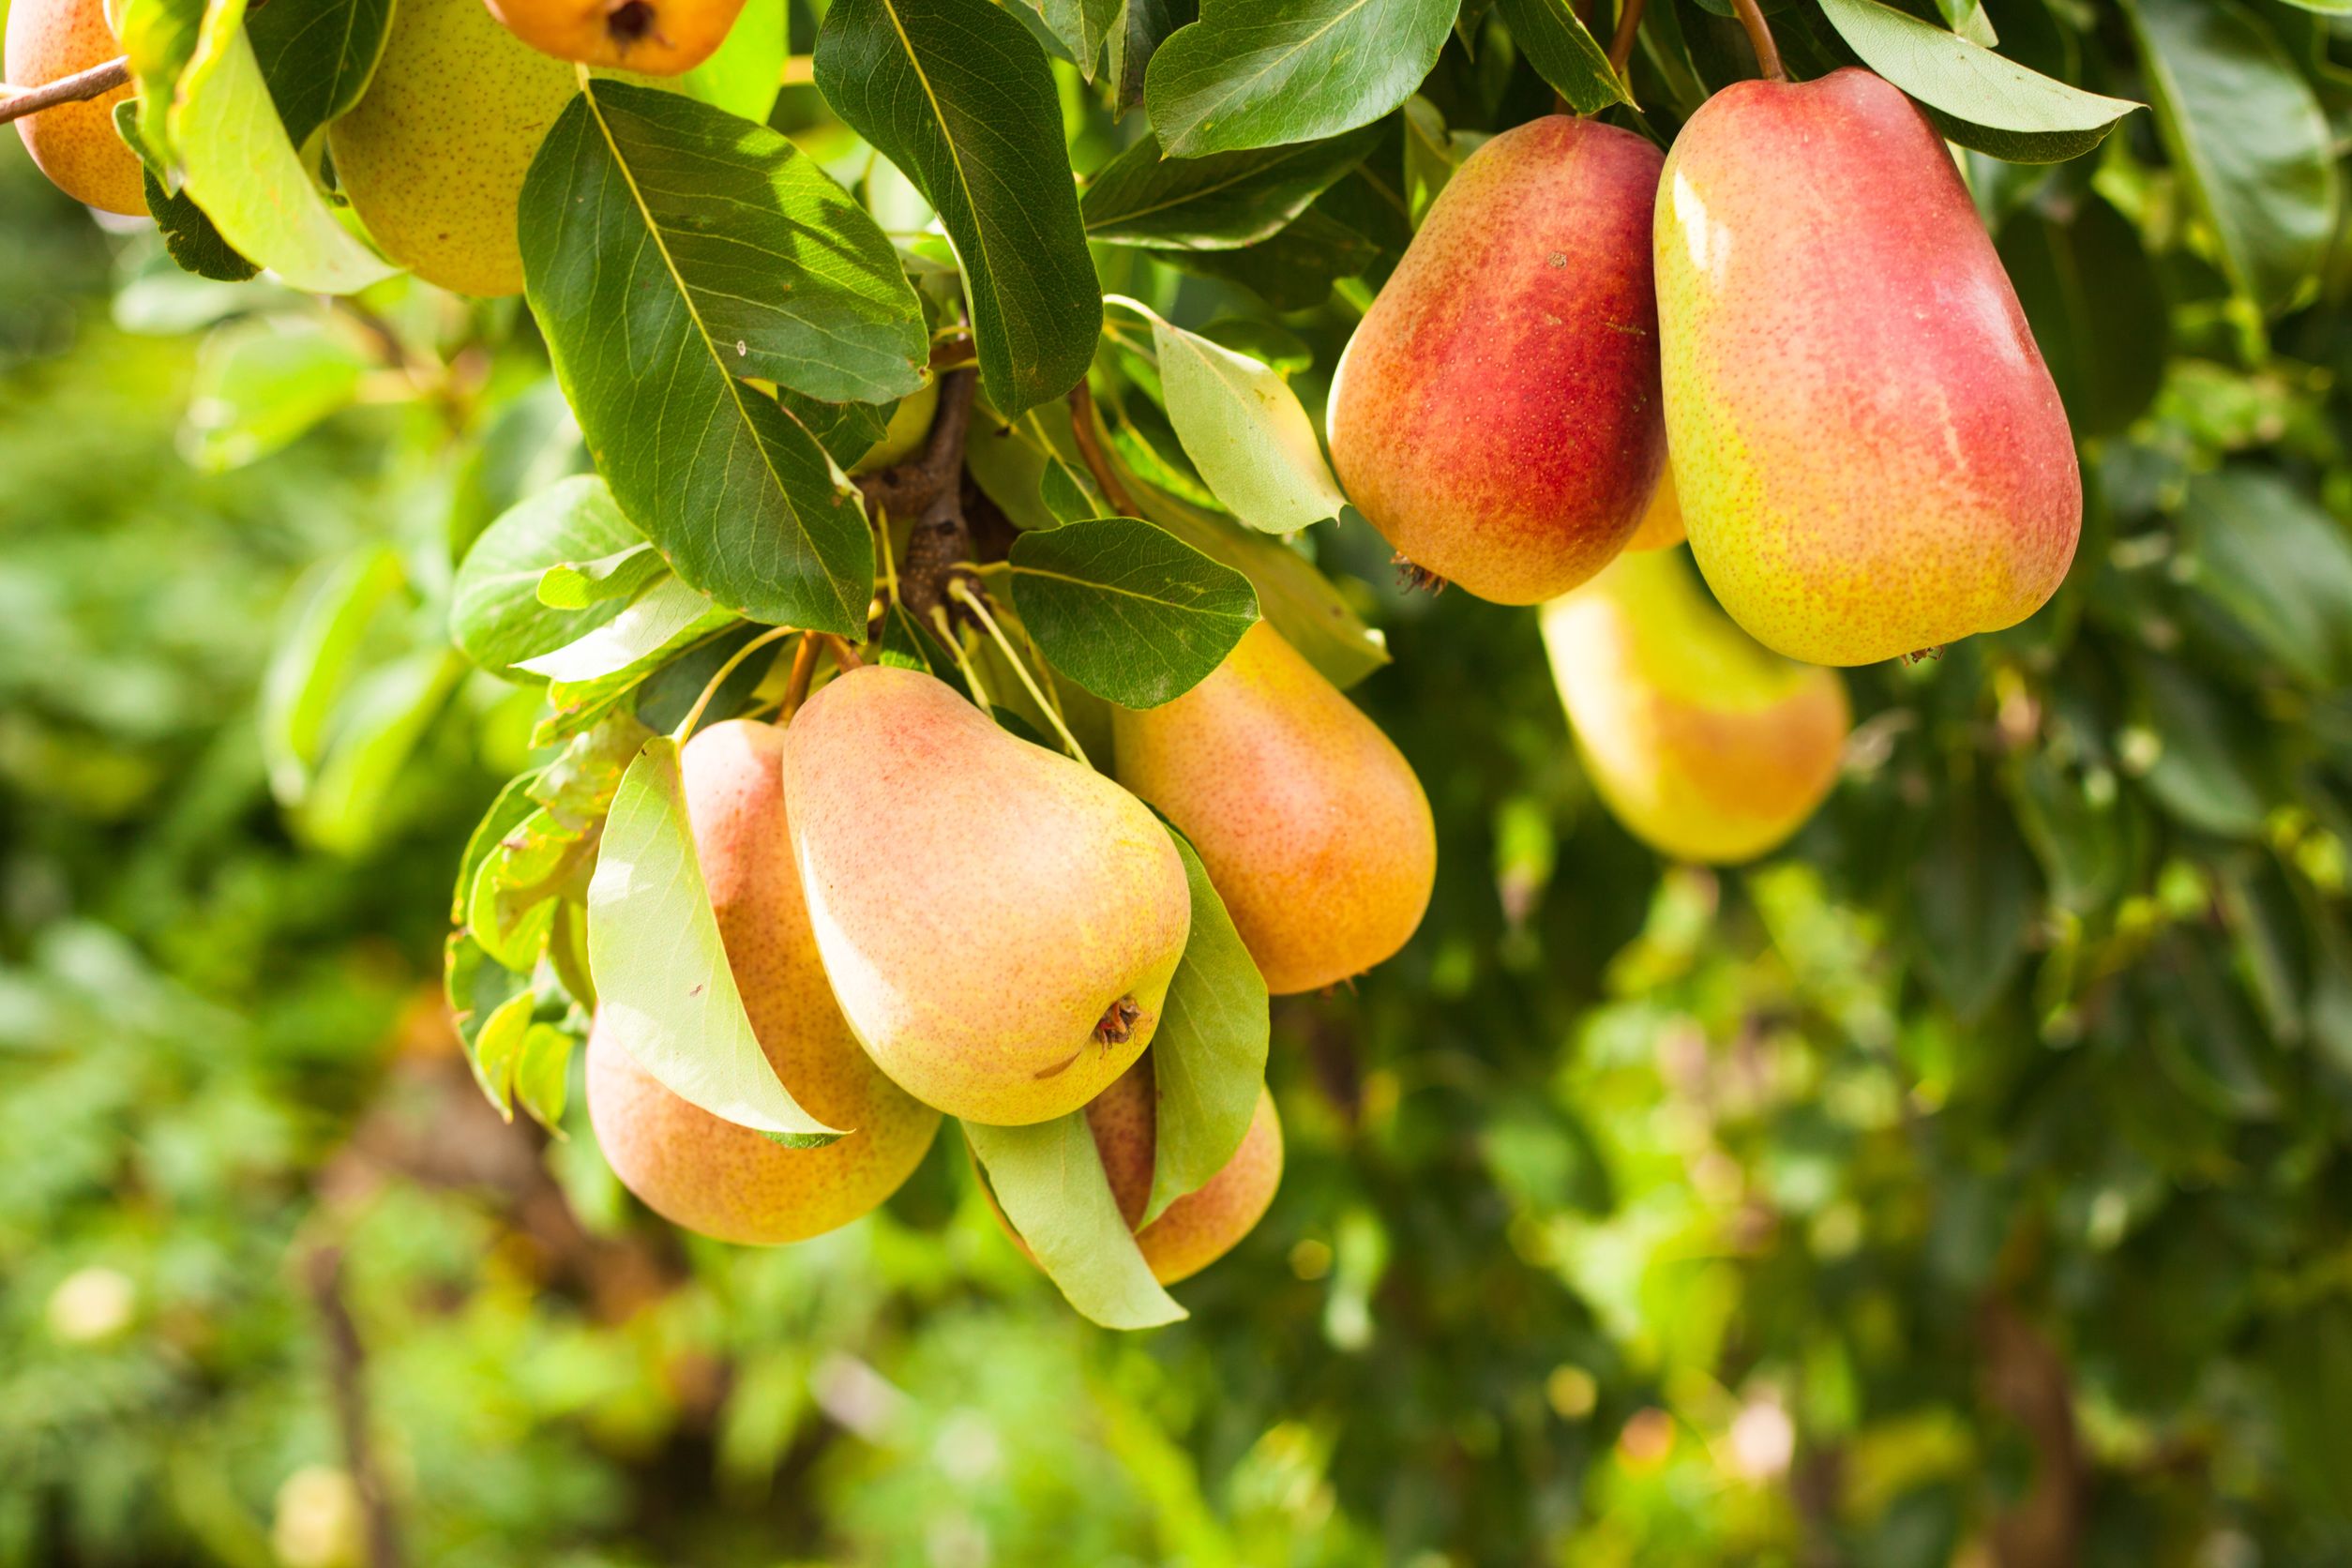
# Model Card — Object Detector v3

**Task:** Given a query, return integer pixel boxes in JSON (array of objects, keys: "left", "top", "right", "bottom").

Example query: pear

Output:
[
  {"left": 326, "top": 0, "right": 578, "bottom": 296},
  {"left": 1624, "top": 462, "right": 1686, "bottom": 552},
  {"left": 6, "top": 0, "right": 143, "bottom": 216},
  {"left": 848, "top": 378, "right": 939, "bottom": 475},
  {"left": 992, "top": 1054, "right": 1285, "bottom": 1285},
  {"left": 586, "top": 720, "right": 940, "bottom": 1244},
  {"left": 1112, "top": 622, "right": 1434, "bottom": 995},
  {"left": 485, "top": 0, "right": 746, "bottom": 76},
  {"left": 1327, "top": 115, "right": 1666, "bottom": 604},
  {"left": 1540, "top": 548, "right": 1847, "bottom": 865},
  {"left": 1655, "top": 68, "right": 2080, "bottom": 666},
  {"left": 783, "top": 666, "right": 1192, "bottom": 1126}
]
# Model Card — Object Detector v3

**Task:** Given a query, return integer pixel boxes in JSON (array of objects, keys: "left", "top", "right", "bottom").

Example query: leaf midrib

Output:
[{"left": 1165, "top": 0, "right": 1382, "bottom": 149}]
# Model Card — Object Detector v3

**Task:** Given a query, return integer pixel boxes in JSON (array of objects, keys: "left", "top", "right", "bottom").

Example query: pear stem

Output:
[
  {"left": 1606, "top": 0, "right": 1649, "bottom": 81},
  {"left": 673, "top": 625, "right": 795, "bottom": 743},
  {"left": 950, "top": 578, "right": 1089, "bottom": 764},
  {"left": 778, "top": 630, "right": 822, "bottom": 723},
  {"left": 1066, "top": 380, "right": 1138, "bottom": 517},
  {"left": 823, "top": 634, "right": 865, "bottom": 672},
  {"left": 0, "top": 56, "right": 129, "bottom": 127},
  {"left": 1728, "top": 0, "right": 1787, "bottom": 81}
]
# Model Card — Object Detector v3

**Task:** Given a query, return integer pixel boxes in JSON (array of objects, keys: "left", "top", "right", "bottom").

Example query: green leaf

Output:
[
  {"left": 1142, "top": 830, "right": 1270, "bottom": 1224},
  {"left": 118, "top": 0, "right": 208, "bottom": 166},
  {"left": 119, "top": 101, "right": 260, "bottom": 281},
  {"left": 1998, "top": 193, "right": 2166, "bottom": 440},
  {"left": 538, "top": 544, "right": 667, "bottom": 611},
  {"left": 586, "top": 737, "right": 846, "bottom": 1144},
  {"left": 180, "top": 318, "right": 369, "bottom": 472},
  {"left": 1491, "top": 0, "right": 1633, "bottom": 113},
  {"left": 1144, "top": 0, "right": 1457, "bottom": 157},
  {"left": 513, "top": 1022, "right": 577, "bottom": 1132},
  {"left": 1018, "top": 0, "right": 1123, "bottom": 78},
  {"left": 170, "top": 1, "right": 400, "bottom": 293},
  {"left": 1082, "top": 126, "right": 1378, "bottom": 249},
  {"left": 1815, "top": 0, "right": 2140, "bottom": 162},
  {"left": 298, "top": 650, "right": 468, "bottom": 855},
  {"left": 673, "top": 0, "right": 789, "bottom": 122},
  {"left": 1125, "top": 297, "right": 1348, "bottom": 534},
  {"left": 965, "top": 1116, "right": 1187, "bottom": 1328},
  {"left": 519, "top": 576, "right": 735, "bottom": 685},
  {"left": 2123, "top": 0, "right": 2338, "bottom": 315},
  {"left": 1109, "top": 0, "right": 1198, "bottom": 111},
  {"left": 260, "top": 543, "right": 406, "bottom": 806},
  {"left": 1907, "top": 780, "right": 2035, "bottom": 1020},
  {"left": 2178, "top": 468, "right": 2352, "bottom": 690},
  {"left": 453, "top": 768, "right": 548, "bottom": 925},
  {"left": 453, "top": 476, "right": 649, "bottom": 673},
  {"left": 1147, "top": 204, "right": 1382, "bottom": 309},
  {"left": 446, "top": 934, "right": 532, "bottom": 1116},
  {"left": 1008, "top": 516, "right": 1259, "bottom": 707},
  {"left": 520, "top": 83, "right": 884, "bottom": 632},
  {"left": 1401, "top": 95, "right": 1486, "bottom": 223},
  {"left": 246, "top": 0, "right": 394, "bottom": 149},
  {"left": 2130, "top": 654, "right": 2271, "bottom": 838},
  {"left": 815, "top": 0, "right": 1102, "bottom": 415}
]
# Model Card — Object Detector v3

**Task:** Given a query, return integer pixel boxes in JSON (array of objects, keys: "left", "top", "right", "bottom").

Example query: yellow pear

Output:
[
  {"left": 326, "top": 0, "right": 577, "bottom": 296},
  {"left": 587, "top": 720, "right": 940, "bottom": 1244},
  {"left": 1112, "top": 622, "right": 1434, "bottom": 994},
  {"left": 991, "top": 1054, "right": 1284, "bottom": 1285},
  {"left": 1624, "top": 462, "right": 1686, "bottom": 552},
  {"left": 484, "top": 0, "right": 746, "bottom": 76},
  {"left": 784, "top": 665, "right": 1192, "bottom": 1126},
  {"left": 6, "top": 0, "right": 144, "bottom": 216},
  {"left": 1540, "top": 548, "right": 1847, "bottom": 864}
]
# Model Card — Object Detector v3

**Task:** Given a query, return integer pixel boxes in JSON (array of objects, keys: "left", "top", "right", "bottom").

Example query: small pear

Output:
[
  {"left": 994, "top": 1054, "right": 1284, "bottom": 1285},
  {"left": 6, "top": 0, "right": 143, "bottom": 216},
  {"left": 1112, "top": 622, "right": 1434, "bottom": 995},
  {"left": 327, "top": 0, "right": 578, "bottom": 296},
  {"left": 1655, "top": 68, "right": 2079, "bottom": 665},
  {"left": 587, "top": 720, "right": 940, "bottom": 1244},
  {"left": 1623, "top": 462, "right": 1686, "bottom": 553},
  {"left": 1328, "top": 115, "right": 1666, "bottom": 603},
  {"left": 484, "top": 0, "right": 746, "bottom": 76},
  {"left": 1541, "top": 548, "right": 1847, "bottom": 864},
  {"left": 784, "top": 665, "right": 1192, "bottom": 1126},
  {"left": 848, "top": 378, "right": 939, "bottom": 475}
]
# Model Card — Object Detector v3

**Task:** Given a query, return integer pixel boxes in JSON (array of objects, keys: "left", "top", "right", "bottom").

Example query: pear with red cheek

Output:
[
  {"left": 1655, "top": 68, "right": 2080, "bottom": 666},
  {"left": 1327, "top": 115, "right": 1667, "bottom": 604},
  {"left": 1541, "top": 548, "right": 1848, "bottom": 865},
  {"left": 586, "top": 721, "right": 941, "bottom": 1244}
]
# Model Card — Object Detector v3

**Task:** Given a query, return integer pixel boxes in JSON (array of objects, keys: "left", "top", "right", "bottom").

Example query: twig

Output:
[
  {"left": 1727, "top": 0, "right": 1787, "bottom": 81},
  {"left": 0, "top": 55, "right": 128, "bottom": 127},
  {"left": 1066, "top": 380, "right": 1138, "bottom": 517},
  {"left": 1606, "top": 0, "right": 1650, "bottom": 81},
  {"left": 304, "top": 1247, "right": 404, "bottom": 1568},
  {"left": 855, "top": 367, "right": 976, "bottom": 520},
  {"left": 949, "top": 579, "right": 1087, "bottom": 763}
]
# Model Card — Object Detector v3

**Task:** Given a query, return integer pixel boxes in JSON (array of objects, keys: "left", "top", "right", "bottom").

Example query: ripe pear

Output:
[
  {"left": 484, "top": 0, "right": 745, "bottom": 76},
  {"left": 1327, "top": 115, "right": 1666, "bottom": 604},
  {"left": 327, "top": 0, "right": 578, "bottom": 296},
  {"left": 586, "top": 720, "right": 940, "bottom": 1244},
  {"left": 783, "top": 666, "right": 1192, "bottom": 1126},
  {"left": 1655, "top": 68, "right": 2080, "bottom": 666},
  {"left": 1624, "top": 462, "right": 1686, "bottom": 552},
  {"left": 1540, "top": 547, "right": 1847, "bottom": 865},
  {"left": 1111, "top": 622, "right": 1434, "bottom": 995},
  {"left": 6, "top": 0, "right": 144, "bottom": 216},
  {"left": 992, "top": 1054, "right": 1285, "bottom": 1285}
]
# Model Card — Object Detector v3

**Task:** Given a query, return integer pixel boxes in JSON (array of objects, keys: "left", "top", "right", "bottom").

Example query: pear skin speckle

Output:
[{"left": 7, "top": 0, "right": 143, "bottom": 216}]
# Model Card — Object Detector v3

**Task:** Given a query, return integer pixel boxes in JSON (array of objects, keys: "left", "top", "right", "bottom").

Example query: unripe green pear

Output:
[
  {"left": 1541, "top": 548, "right": 1847, "bottom": 865},
  {"left": 1112, "top": 622, "right": 1434, "bottom": 995},
  {"left": 6, "top": 0, "right": 143, "bottom": 215},
  {"left": 1328, "top": 115, "right": 1666, "bottom": 604},
  {"left": 587, "top": 720, "right": 940, "bottom": 1244},
  {"left": 1655, "top": 68, "right": 2079, "bottom": 665},
  {"left": 327, "top": 0, "right": 578, "bottom": 296},
  {"left": 784, "top": 665, "right": 1192, "bottom": 1126}
]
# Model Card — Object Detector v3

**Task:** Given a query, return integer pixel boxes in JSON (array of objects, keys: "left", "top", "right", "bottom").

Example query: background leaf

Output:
[
  {"left": 965, "top": 1116, "right": 1187, "bottom": 1329},
  {"left": 1143, "top": 0, "right": 1458, "bottom": 157},
  {"left": 1998, "top": 192, "right": 2167, "bottom": 440},
  {"left": 1141, "top": 830, "right": 1270, "bottom": 1225},
  {"left": 1082, "top": 126, "right": 1377, "bottom": 249},
  {"left": 1008, "top": 515, "right": 1259, "bottom": 707}
]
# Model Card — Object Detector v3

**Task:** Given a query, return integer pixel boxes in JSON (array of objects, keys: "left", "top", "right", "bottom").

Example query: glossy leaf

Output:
[
  {"left": 453, "top": 476, "right": 648, "bottom": 673},
  {"left": 1082, "top": 126, "right": 1378, "bottom": 249},
  {"left": 246, "top": 0, "right": 394, "bottom": 149},
  {"left": 586, "top": 738, "right": 845, "bottom": 1145},
  {"left": 1018, "top": 0, "right": 1123, "bottom": 77},
  {"left": 1142, "top": 830, "right": 1270, "bottom": 1225},
  {"left": 1492, "top": 0, "right": 1632, "bottom": 113},
  {"left": 1144, "top": 0, "right": 1457, "bottom": 157},
  {"left": 965, "top": 1116, "right": 1187, "bottom": 1329},
  {"left": 518, "top": 577, "right": 734, "bottom": 685},
  {"left": 815, "top": 0, "right": 1102, "bottom": 415},
  {"left": 1008, "top": 515, "right": 1259, "bottom": 707},
  {"left": 520, "top": 83, "right": 883, "bottom": 633},
  {"left": 1109, "top": 0, "right": 1198, "bottom": 110}
]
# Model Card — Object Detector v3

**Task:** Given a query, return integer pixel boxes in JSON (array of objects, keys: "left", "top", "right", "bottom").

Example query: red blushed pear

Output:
[
  {"left": 1654, "top": 68, "right": 2081, "bottom": 667},
  {"left": 1327, "top": 115, "right": 1667, "bottom": 605}
]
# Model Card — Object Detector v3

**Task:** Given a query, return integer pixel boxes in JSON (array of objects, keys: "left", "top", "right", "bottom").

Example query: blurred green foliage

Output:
[{"left": 8, "top": 3, "right": 2352, "bottom": 1563}]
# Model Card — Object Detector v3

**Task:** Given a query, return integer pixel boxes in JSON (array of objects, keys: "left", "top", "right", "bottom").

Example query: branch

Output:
[
  {"left": 854, "top": 366, "right": 976, "bottom": 520},
  {"left": 1979, "top": 1298, "right": 2085, "bottom": 1568},
  {"left": 304, "top": 1246, "right": 404, "bottom": 1568},
  {"left": 1066, "top": 379, "right": 1138, "bottom": 517},
  {"left": 0, "top": 56, "right": 129, "bottom": 127}
]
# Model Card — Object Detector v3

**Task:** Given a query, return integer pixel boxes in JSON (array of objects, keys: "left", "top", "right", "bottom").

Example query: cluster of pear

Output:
[
  {"left": 6, "top": 0, "right": 738, "bottom": 287},
  {"left": 593, "top": 630, "right": 1433, "bottom": 1278},
  {"left": 1330, "top": 71, "right": 2079, "bottom": 863}
]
